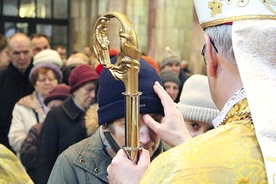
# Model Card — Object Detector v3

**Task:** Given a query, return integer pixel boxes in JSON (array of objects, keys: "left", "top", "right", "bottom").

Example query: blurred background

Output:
[{"left": 0, "top": 0, "right": 205, "bottom": 74}]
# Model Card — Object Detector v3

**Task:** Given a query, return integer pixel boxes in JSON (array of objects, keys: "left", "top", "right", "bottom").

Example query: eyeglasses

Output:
[
  {"left": 37, "top": 77, "right": 57, "bottom": 83},
  {"left": 201, "top": 39, "right": 218, "bottom": 65}
]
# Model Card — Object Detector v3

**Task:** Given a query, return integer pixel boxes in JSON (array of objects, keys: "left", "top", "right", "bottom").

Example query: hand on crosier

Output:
[{"left": 107, "top": 149, "right": 150, "bottom": 184}]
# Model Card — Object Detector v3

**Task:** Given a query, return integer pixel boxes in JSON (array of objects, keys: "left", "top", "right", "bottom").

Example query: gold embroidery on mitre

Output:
[
  {"left": 201, "top": 14, "right": 276, "bottom": 29},
  {"left": 262, "top": 0, "right": 276, "bottom": 14},
  {"left": 209, "top": 0, "right": 223, "bottom": 17},
  {"left": 226, "top": 0, "right": 250, "bottom": 7}
]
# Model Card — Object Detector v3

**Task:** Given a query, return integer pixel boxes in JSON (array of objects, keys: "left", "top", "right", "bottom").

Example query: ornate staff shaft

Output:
[{"left": 92, "top": 12, "right": 142, "bottom": 162}]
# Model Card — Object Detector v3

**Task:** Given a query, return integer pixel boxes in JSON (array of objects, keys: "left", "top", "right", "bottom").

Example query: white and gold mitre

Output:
[{"left": 193, "top": 0, "right": 276, "bottom": 29}]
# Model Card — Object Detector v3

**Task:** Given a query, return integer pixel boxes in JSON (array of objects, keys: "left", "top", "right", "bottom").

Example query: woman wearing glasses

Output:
[{"left": 8, "top": 54, "right": 63, "bottom": 157}]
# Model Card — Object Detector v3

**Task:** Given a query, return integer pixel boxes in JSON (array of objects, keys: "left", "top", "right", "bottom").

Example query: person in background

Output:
[
  {"left": 160, "top": 47, "right": 189, "bottom": 102},
  {"left": 8, "top": 60, "right": 63, "bottom": 157},
  {"left": 160, "top": 70, "right": 180, "bottom": 102},
  {"left": 55, "top": 45, "right": 67, "bottom": 67},
  {"left": 0, "top": 34, "right": 10, "bottom": 70},
  {"left": 47, "top": 57, "right": 168, "bottom": 184},
  {"left": 30, "top": 33, "right": 50, "bottom": 56},
  {"left": 83, "top": 46, "right": 92, "bottom": 58},
  {"left": 180, "top": 60, "right": 191, "bottom": 76},
  {"left": 0, "top": 33, "right": 34, "bottom": 152},
  {"left": 37, "top": 64, "right": 99, "bottom": 184},
  {"left": 20, "top": 84, "right": 71, "bottom": 182},
  {"left": 0, "top": 144, "right": 33, "bottom": 184},
  {"left": 176, "top": 74, "right": 219, "bottom": 137},
  {"left": 62, "top": 52, "right": 90, "bottom": 85},
  {"left": 66, "top": 52, "right": 89, "bottom": 66}
]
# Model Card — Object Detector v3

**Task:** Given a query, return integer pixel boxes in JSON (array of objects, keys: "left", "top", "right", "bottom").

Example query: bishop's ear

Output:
[{"left": 204, "top": 34, "right": 218, "bottom": 78}]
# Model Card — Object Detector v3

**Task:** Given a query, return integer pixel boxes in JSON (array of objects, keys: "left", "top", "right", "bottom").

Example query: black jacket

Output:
[
  {"left": 20, "top": 123, "right": 43, "bottom": 181},
  {"left": 36, "top": 97, "right": 87, "bottom": 184},
  {"left": 175, "top": 70, "right": 190, "bottom": 102},
  {"left": 0, "top": 63, "right": 34, "bottom": 151}
]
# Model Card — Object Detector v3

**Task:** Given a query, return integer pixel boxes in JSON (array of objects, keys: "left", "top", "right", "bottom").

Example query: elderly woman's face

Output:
[
  {"left": 34, "top": 70, "right": 58, "bottom": 98},
  {"left": 73, "top": 81, "right": 97, "bottom": 109}
]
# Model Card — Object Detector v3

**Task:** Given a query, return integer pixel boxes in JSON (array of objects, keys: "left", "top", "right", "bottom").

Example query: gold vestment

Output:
[{"left": 141, "top": 98, "right": 267, "bottom": 183}]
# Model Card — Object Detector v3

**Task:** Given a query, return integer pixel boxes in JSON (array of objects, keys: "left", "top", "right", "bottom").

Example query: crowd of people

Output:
[{"left": 0, "top": 1, "right": 275, "bottom": 183}]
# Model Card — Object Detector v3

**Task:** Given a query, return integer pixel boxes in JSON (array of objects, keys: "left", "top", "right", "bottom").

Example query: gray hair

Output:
[{"left": 205, "top": 25, "right": 236, "bottom": 64}]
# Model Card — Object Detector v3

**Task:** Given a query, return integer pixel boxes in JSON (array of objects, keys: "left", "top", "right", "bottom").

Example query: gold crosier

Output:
[{"left": 92, "top": 12, "right": 142, "bottom": 162}]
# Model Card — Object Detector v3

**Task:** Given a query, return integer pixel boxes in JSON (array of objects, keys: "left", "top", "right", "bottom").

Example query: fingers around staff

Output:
[
  {"left": 137, "top": 149, "right": 150, "bottom": 168},
  {"left": 107, "top": 149, "right": 150, "bottom": 184}
]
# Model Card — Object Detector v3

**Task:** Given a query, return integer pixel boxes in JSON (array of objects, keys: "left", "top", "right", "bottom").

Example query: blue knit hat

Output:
[{"left": 97, "top": 57, "right": 164, "bottom": 125}]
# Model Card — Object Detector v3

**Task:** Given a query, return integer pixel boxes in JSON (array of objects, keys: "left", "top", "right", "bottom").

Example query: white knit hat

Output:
[
  {"left": 33, "top": 49, "right": 63, "bottom": 68},
  {"left": 176, "top": 74, "right": 219, "bottom": 124}
]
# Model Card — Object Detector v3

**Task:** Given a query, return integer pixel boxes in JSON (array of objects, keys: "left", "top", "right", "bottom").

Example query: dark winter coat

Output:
[
  {"left": 20, "top": 123, "right": 43, "bottom": 181},
  {"left": 0, "top": 63, "right": 34, "bottom": 151},
  {"left": 36, "top": 97, "right": 87, "bottom": 184}
]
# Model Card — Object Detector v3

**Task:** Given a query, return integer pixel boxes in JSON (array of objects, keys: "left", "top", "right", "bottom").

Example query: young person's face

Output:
[
  {"left": 184, "top": 120, "right": 213, "bottom": 138},
  {"left": 163, "top": 81, "right": 179, "bottom": 102},
  {"left": 109, "top": 114, "right": 163, "bottom": 157}
]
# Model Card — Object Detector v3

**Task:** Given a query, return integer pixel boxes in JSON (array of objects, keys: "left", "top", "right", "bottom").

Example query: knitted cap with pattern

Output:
[
  {"left": 176, "top": 74, "right": 219, "bottom": 124},
  {"left": 160, "top": 47, "right": 180, "bottom": 69},
  {"left": 33, "top": 49, "right": 63, "bottom": 68}
]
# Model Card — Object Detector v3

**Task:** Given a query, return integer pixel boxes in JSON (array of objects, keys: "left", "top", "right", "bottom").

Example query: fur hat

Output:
[
  {"left": 33, "top": 49, "right": 63, "bottom": 68},
  {"left": 29, "top": 62, "right": 63, "bottom": 84},
  {"left": 44, "top": 84, "right": 70, "bottom": 105},
  {"left": 160, "top": 70, "right": 180, "bottom": 86},
  {"left": 85, "top": 103, "right": 100, "bottom": 136},
  {"left": 68, "top": 64, "right": 99, "bottom": 93},
  {"left": 160, "top": 47, "right": 180, "bottom": 69},
  {"left": 97, "top": 57, "right": 164, "bottom": 125},
  {"left": 176, "top": 74, "right": 219, "bottom": 124}
]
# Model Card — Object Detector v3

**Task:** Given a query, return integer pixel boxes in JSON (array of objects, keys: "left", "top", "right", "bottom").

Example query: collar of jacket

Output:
[
  {"left": 17, "top": 91, "right": 46, "bottom": 116},
  {"left": 73, "top": 129, "right": 111, "bottom": 183},
  {"left": 9, "top": 62, "right": 33, "bottom": 77},
  {"left": 61, "top": 96, "right": 85, "bottom": 120}
]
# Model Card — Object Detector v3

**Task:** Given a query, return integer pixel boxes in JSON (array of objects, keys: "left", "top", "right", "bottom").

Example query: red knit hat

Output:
[
  {"left": 44, "top": 84, "right": 70, "bottom": 105},
  {"left": 68, "top": 64, "right": 99, "bottom": 93}
]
